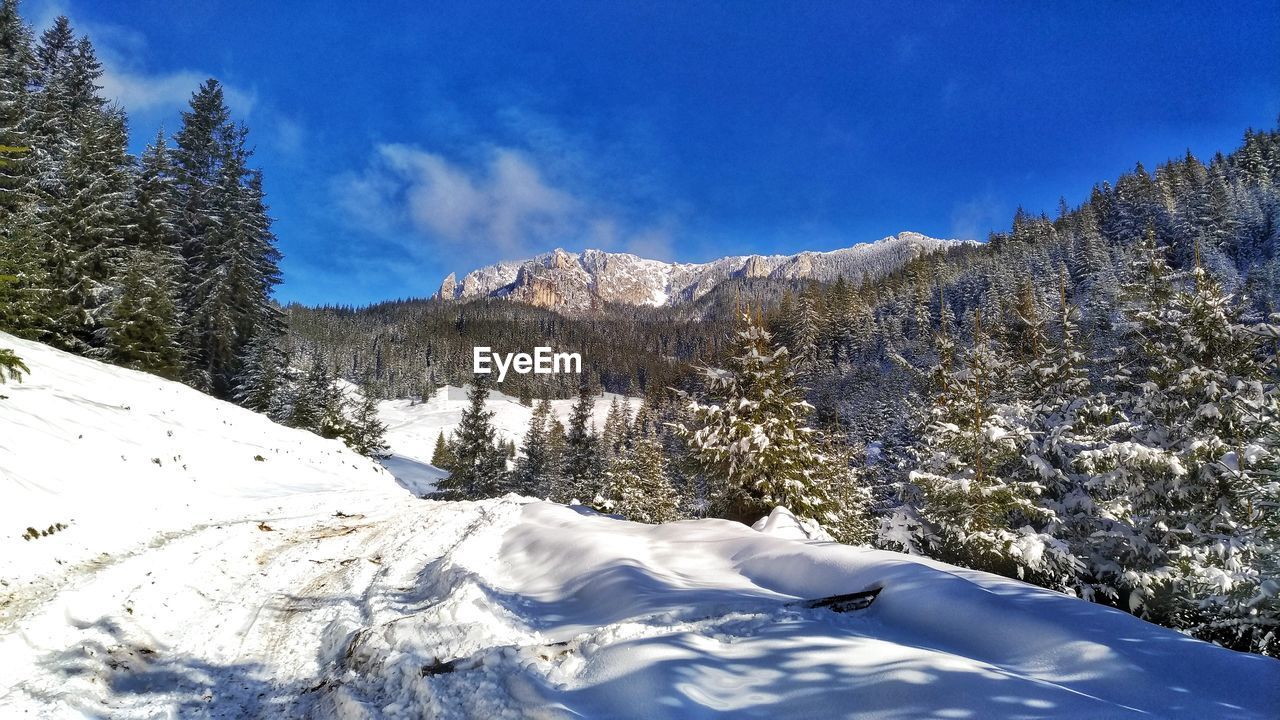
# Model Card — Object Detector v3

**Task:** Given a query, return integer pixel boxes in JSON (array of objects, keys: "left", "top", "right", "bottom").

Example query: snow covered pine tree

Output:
[
  {"left": 679, "top": 313, "right": 835, "bottom": 526},
  {"left": 435, "top": 375, "right": 508, "bottom": 500}
]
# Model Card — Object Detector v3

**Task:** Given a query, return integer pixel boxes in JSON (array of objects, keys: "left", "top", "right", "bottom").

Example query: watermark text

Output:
[{"left": 473, "top": 346, "right": 582, "bottom": 382}]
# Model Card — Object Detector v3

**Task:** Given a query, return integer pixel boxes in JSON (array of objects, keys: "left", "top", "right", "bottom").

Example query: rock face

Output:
[
  {"left": 436, "top": 272, "right": 457, "bottom": 300},
  {"left": 740, "top": 255, "right": 770, "bottom": 278},
  {"left": 435, "top": 231, "right": 974, "bottom": 311}
]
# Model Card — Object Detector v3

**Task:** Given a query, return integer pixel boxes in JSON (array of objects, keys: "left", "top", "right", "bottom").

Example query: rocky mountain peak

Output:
[
  {"left": 547, "top": 248, "right": 577, "bottom": 270},
  {"left": 740, "top": 255, "right": 770, "bottom": 278},
  {"left": 436, "top": 272, "right": 458, "bottom": 300},
  {"left": 437, "top": 232, "right": 975, "bottom": 312}
]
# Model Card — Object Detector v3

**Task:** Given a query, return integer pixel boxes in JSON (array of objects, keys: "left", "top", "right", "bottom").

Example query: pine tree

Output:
[
  {"left": 513, "top": 399, "right": 553, "bottom": 496},
  {"left": 678, "top": 314, "right": 833, "bottom": 524},
  {"left": 601, "top": 407, "right": 680, "bottom": 524},
  {"left": 545, "top": 416, "right": 567, "bottom": 495},
  {"left": 559, "top": 377, "right": 602, "bottom": 503},
  {"left": 816, "top": 434, "right": 875, "bottom": 544},
  {"left": 893, "top": 310, "right": 1079, "bottom": 587},
  {"left": 1023, "top": 284, "right": 1115, "bottom": 600},
  {"left": 288, "top": 355, "right": 347, "bottom": 438},
  {"left": 132, "top": 130, "right": 180, "bottom": 253},
  {"left": 1006, "top": 280, "right": 1048, "bottom": 369},
  {"left": 98, "top": 247, "right": 182, "bottom": 378},
  {"left": 95, "top": 130, "right": 187, "bottom": 378},
  {"left": 57, "top": 93, "right": 132, "bottom": 349},
  {"left": 172, "top": 80, "right": 280, "bottom": 397},
  {"left": 344, "top": 391, "right": 390, "bottom": 459},
  {"left": 0, "top": 346, "right": 27, "bottom": 383},
  {"left": 172, "top": 78, "right": 233, "bottom": 267},
  {"left": 787, "top": 286, "right": 823, "bottom": 376},
  {"left": 315, "top": 371, "right": 349, "bottom": 441},
  {"left": 28, "top": 21, "right": 131, "bottom": 351},
  {"left": 436, "top": 375, "right": 508, "bottom": 499},
  {"left": 183, "top": 139, "right": 245, "bottom": 392},
  {"left": 234, "top": 330, "right": 286, "bottom": 414},
  {"left": 431, "top": 430, "right": 455, "bottom": 472},
  {"left": 600, "top": 396, "right": 628, "bottom": 469}
]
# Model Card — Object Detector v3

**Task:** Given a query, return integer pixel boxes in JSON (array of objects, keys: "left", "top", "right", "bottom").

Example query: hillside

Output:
[
  {"left": 0, "top": 332, "right": 397, "bottom": 589},
  {"left": 436, "top": 232, "right": 971, "bottom": 311},
  {"left": 2, "top": 335, "right": 1277, "bottom": 718}
]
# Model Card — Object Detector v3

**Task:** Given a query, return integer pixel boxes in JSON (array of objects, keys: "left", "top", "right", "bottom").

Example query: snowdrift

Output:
[{"left": 328, "top": 500, "right": 1280, "bottom": 719}]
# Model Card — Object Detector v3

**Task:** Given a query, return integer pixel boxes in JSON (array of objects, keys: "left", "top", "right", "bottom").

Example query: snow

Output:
[
  {"left": 2, "top": 332, "right": 1278, "bottom": 718},
  {"left": 332, "top": 501, "right": 1280, "bottom": 719},
  {"left": 751, "top": 506, "right": 834, "bottom": 542},
  {"left": 0, "top": 332, "right": 396, "bottom": 588}
]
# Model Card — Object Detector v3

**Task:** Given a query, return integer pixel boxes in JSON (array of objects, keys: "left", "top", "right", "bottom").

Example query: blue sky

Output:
[{"left": 25, "top": 0, "right": 1280, "bottom": 306}]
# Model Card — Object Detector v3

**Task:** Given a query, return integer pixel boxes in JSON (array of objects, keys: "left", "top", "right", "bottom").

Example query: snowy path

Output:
[{"left": 1, "top": 493, "right": 420, "bottom": 717}]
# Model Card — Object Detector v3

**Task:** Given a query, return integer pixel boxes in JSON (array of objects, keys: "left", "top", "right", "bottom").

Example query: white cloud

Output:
[
  {"left": 269, "top": 115, "right": 305, "bottom": 155},
  {"left": 24, "top": 0, "right": 257, "bottom": 123},
  {"left": 949, "top": 191, "right": 1005, "bottom": 240},
  {"left": 100, "top": 67, "right": 257, "bottom": 119},
  {"left": 337, "top": 143, "right": 670, "bottom": 266},
  {"left": 624, "top": 228, "right": 676, "bottom": 261}
]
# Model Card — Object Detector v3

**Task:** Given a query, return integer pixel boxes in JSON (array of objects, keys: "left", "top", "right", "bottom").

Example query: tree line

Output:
[
  {"left": 0, "top": 2, "right": 387, "bottom": 456},
  {"left": 427, "top": 316, "right": 875, "bottom": 540}
]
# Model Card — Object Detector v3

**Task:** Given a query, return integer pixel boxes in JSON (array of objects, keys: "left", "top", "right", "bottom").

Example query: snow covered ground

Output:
[
  {"left": 0, "top": 333, "right": 396, "bottom": 591},
  {"left": 2, "top": 332, "right": 1278, "bottom": 718},
  {"left": 329, "top": 501, "right": 1280, "bottom": 719}
]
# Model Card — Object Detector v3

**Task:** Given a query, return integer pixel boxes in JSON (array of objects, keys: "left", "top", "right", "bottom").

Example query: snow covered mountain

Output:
[
  {"left": 435, "top": 231, "right": 973, "bottom": 311},
  {"left": 3, "top": 332, "right": 1278, "bottom": 718}
]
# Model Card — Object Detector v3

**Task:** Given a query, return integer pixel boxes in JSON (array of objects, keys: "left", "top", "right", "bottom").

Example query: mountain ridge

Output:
[{"left": 435, "top": 231, "right": 975, "bottom": 311}]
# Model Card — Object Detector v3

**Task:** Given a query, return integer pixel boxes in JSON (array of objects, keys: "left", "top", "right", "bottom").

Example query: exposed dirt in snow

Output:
[{"left": 2, "top": 495, "right": 435, "bottom": 718}]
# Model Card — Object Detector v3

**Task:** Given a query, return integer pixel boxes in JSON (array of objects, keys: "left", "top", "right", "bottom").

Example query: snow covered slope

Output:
[
  {"left": 2, "top": 334, "right": 1277, "bottom": 719},
  {"left": 0, "top": 331, "right": 397, "bottom": 588},
  {"left": 323, "top": 500, "right": 1280, "bottom": 719}
]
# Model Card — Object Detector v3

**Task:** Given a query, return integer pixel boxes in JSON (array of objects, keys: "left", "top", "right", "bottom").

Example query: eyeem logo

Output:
[{"left": 473, "top": 347, "right": 582, "bottom": 382}]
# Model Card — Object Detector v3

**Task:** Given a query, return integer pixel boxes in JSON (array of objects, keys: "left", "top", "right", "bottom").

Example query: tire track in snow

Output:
[
  {"left": 0, "top": 517, "right": 264, "bottom": 633},
  {"left": 0, "top": 496, "right": 462, "bottom": 719}
]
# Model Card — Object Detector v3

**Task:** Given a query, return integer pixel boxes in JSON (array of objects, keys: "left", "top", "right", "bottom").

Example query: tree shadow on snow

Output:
[
  {"left": 546, "top": 621, "right": 1115, "bottom": 720},
  {"left": 29, "top": 615, "right": 320, "bottom": 719},
  {"left": 387, "top": 552, "right": 791, "bottom": 639}
]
